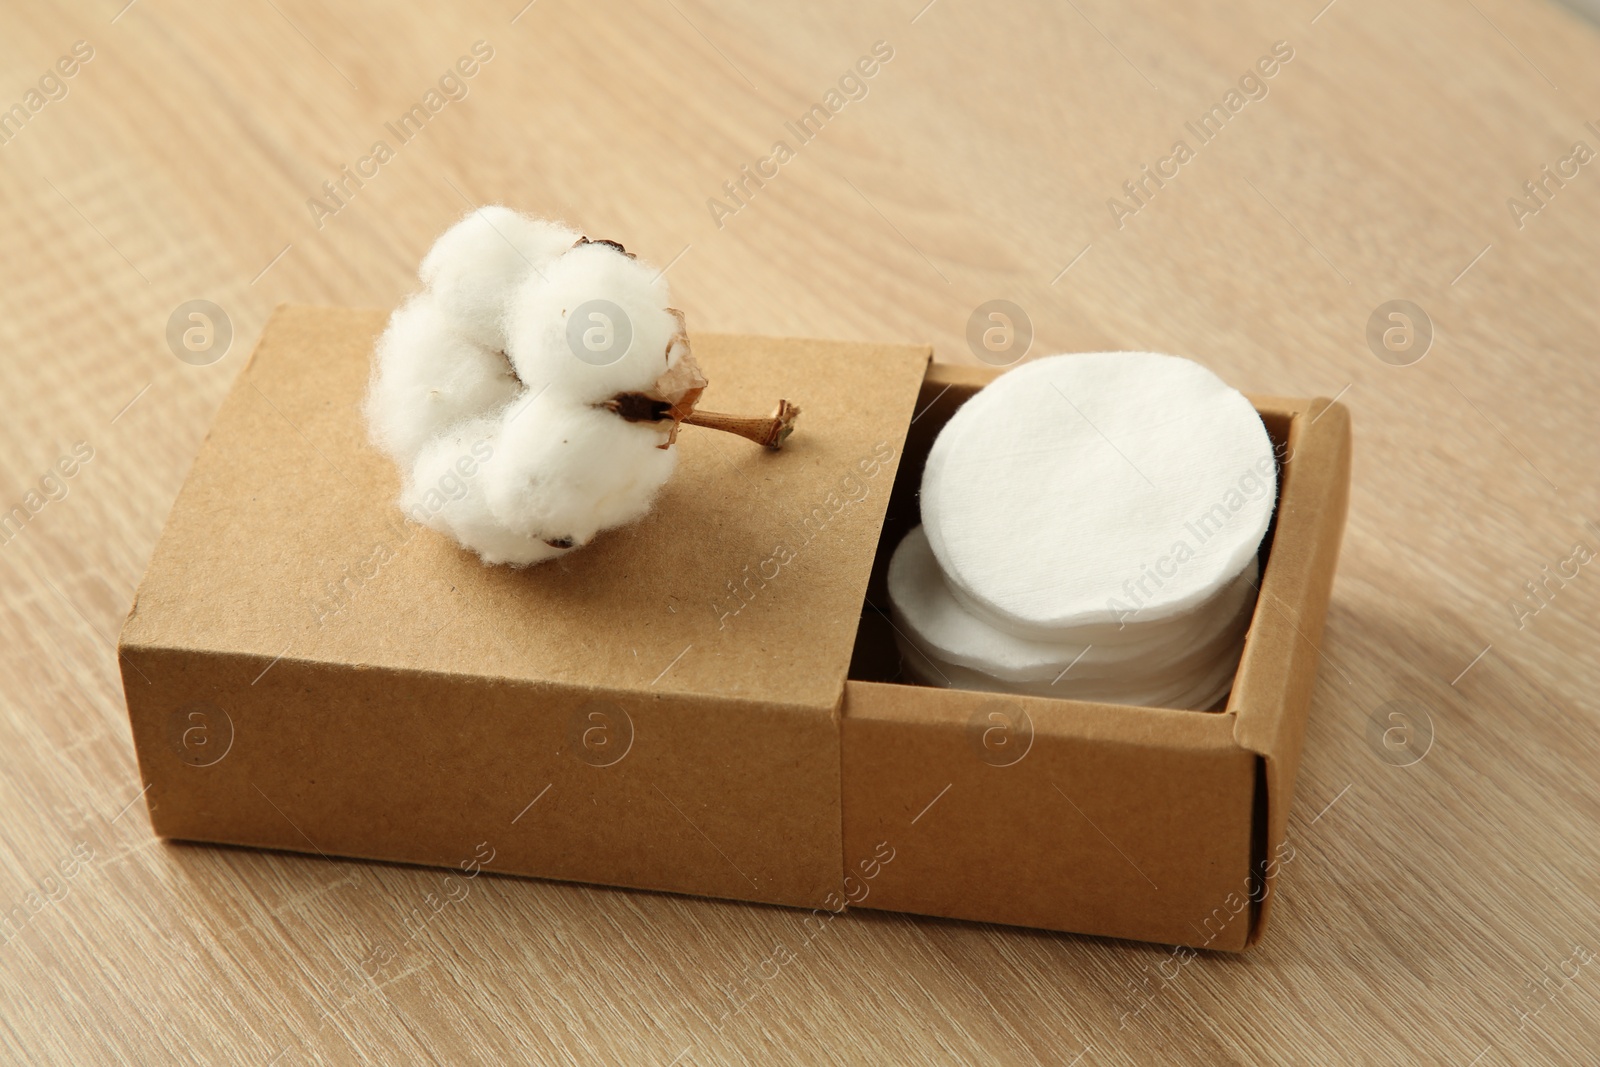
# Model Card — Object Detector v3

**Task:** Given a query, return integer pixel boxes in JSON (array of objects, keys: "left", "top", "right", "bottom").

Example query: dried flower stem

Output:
[{"left": 681, "top": 400, "right": 800, "bottom": 451}]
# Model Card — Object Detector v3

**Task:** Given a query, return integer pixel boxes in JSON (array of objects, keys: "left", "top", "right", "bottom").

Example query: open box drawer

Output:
[{"left": 842, "top": 363, "right": 1351, "bottom": 950}]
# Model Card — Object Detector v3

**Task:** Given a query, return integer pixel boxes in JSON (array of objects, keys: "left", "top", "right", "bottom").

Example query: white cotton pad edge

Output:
[
  {"left": 921, "top": 352, "right": 1277, "bottom": 637},
  {"left": 894, "top": 590, "right": 1254, "bottom": 710},
  {"left": 888, "top": 524, "right": 1259, "bottom": 685}
]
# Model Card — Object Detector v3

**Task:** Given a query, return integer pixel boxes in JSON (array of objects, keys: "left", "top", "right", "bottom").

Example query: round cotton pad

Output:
[
  {"left": 895, "top": 624, "right": 1248, "bottom": 709},
  {"left": 888, "top": 524, "right": 1258, "bottom": 686},
  {"left": 893, "top": 584, "right": 1254, "bottom": 709},
  {"left": 921, "top": 352, "right": 1276, "bottom": 636}
]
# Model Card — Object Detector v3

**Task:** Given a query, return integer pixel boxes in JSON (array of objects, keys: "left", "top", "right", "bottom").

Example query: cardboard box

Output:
[
  {"left": 843, "top": 364, "right": 1351, "bottom": 950},
  {"left": 119, "top": 308, "right": 1350, "bottom": 949},
  {"left": 119, "top": 306, "right": 931, "bottom": 910}
]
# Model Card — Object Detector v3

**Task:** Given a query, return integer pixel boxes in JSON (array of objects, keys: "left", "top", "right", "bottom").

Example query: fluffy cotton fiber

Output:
[{"left": 365, "top": 207, "right": 703, "bottom": 566}]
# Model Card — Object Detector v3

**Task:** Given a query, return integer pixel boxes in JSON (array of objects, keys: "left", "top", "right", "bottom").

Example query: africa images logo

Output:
[
  {"left": 967, "top": 698, "right": 1034, "bottom": 767},
  {"left": 568, "top": 700, "right": 634, "bottom": 768}
]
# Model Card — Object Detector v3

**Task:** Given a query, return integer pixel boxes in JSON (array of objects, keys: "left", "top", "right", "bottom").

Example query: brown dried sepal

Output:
[
  {"left": 596, "top": 308, "right": 798, "bottom": 451},
  {"left": 653, "top": 310, "right": 707, "bottom": 446},
  {"left": 572, "top": 236, "right": 635, "bottom": 259}
]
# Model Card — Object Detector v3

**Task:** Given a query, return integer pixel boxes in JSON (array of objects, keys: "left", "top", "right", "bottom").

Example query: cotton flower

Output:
[{"left": 365, "top": 207, "right": 796, "bottom": 566}]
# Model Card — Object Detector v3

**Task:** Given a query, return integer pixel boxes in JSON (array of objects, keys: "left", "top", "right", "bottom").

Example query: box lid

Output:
[{"left": 121, "top": 306, "right": 932, "bottom": 716}]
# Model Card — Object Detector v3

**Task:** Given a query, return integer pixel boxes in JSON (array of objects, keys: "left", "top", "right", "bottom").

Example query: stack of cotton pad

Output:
[{"left": 887, "top": 352, "right": 1278, "bottom": 710}]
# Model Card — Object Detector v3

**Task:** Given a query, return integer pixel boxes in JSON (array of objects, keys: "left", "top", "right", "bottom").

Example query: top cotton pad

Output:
[{"left": 920, "top": 352, "right": 1276, "bottom": 636}]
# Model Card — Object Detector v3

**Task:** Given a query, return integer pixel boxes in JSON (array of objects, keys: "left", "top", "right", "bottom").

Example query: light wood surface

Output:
[{"left": 3, "top": 0, "right": 1600, "bottom": 1063}]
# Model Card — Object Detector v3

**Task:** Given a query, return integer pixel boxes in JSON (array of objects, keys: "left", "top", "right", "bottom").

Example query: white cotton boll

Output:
[
  {"left": 484, "top": 393, "right": 677, "bottom": 550},
  {"left": 364, "top": 294, "right": 522, "bottom": 468},
  {"left": 504, "top": 239, "right": 687, "bottom": 405},
  {"left": 419, "top": 206, "right": 581, "bottom": 352},
  {"left": 368, "top": 209, "right": 703, "bottom": 567},
  {"left": 398, "top": 416, "right": 564, "bottom": 567}
]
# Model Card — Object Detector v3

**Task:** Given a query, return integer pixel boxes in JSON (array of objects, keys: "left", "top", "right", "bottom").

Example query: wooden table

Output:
[{"left": 4, "top": 0, "right": 1599, "bottom": 1063}]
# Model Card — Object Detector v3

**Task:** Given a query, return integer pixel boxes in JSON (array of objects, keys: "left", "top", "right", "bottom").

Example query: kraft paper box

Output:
[
  {"left": 119, "top": 306, "right": 930, "bottom": 909},
  {"left": 843, "top": 363, "right": 1351, "bottom": 950},
  {"left": 119, "top": 306, "right": 1350, "bottom": 949}
]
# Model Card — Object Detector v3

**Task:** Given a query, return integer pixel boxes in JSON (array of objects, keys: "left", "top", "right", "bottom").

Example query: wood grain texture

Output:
[{"left": 2, "top": 0, "right": 1599, "bottom": 1063}]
